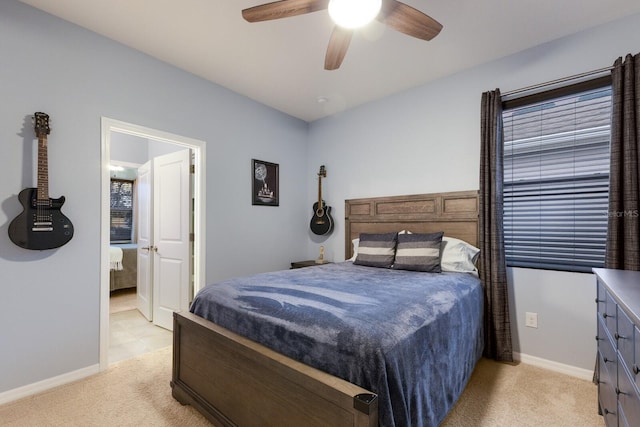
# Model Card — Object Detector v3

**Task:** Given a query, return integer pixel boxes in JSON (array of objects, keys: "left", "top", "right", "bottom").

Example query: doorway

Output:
[{"left": 99, "top": 118, "right": 206, "bottom": 370}]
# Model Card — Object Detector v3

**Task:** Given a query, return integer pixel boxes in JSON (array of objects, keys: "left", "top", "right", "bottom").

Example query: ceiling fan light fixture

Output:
[{"left": 328, "top": 0, "right": 382, "bottom": 29}]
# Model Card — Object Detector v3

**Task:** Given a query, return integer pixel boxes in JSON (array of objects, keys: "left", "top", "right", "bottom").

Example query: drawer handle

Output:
[
  {"left": 595, "top": 298, "right": 605, "bottom": 303},
  {"left": 604, "top": 408, "right": 616, "bottom": 416},
  {"left": 603, "top": 357, "right": 614, "bottom": 364}
]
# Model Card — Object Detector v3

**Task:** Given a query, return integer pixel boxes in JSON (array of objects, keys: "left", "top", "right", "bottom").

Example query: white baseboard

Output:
[
  {"left": 514, "top": 352, "right": 594, "bottom": 381},
  {"left": 0, "top": 364, "right": 100, "bottom": 405},
  {"left": 0, "top": 355, "right": 593, "bottom": 405}
]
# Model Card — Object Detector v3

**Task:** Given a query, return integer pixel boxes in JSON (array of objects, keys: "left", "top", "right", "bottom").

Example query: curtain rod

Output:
[{"left": 501, "top": 66, "right": 613, "bottom": 99}]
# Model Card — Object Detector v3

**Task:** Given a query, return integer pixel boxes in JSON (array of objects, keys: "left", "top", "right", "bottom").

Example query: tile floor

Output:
[
  {"left": 109, "top": 288, "right": 137, "bottom": 314},
  {"left": 109, "top": 291, "right": 173, "bottom": 364}
]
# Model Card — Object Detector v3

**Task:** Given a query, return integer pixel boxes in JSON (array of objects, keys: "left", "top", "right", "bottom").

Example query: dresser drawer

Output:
[
  {"left": 618, "top": 307, "right": 635, "bottom": 373},
  {"left": 599, "top": 352, "right": 618, "bottom": 426},
  {"left": 598, "top": 281, "right": 619, "bottom": 339},
  {"left": 636, "top": 324, "right": 640, "bottom": 391},
  {"left": 618, "top": 361, "right": 640, "bottom": 427},
  {"left": 597, "top": 280, "right": 608, "bottom": 317},
  {"left": 620, "top": 401, "right": 629, "bottom": 427},
  {"left": 599, "top": 316, "right": 618, "bottom": 366},
  {"left": 605, "top": 289, "right": 619, "bottom": 339}
]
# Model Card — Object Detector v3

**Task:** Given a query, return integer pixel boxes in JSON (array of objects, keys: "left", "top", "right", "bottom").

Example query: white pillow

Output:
[
  {"left": 347, "top": 238, "right": 359, "bottom": 262},
  {"left": 441, "top": 237, "right": 480, "bottom": 273}
]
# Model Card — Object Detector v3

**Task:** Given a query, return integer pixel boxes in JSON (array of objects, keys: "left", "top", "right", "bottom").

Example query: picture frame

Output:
[{"left": 252, "top": 159, "right": 279, "bottom": 206}]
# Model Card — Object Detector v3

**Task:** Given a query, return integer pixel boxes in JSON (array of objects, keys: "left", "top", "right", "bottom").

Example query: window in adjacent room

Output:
[
  {"left": 110, "top": 179, "right": 134, "bottom": 242},
  {"left": 502, "top": 77, "right": 612, "bottom": 272}
]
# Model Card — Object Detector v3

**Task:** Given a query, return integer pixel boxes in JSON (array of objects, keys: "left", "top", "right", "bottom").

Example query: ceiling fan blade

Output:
[
  {"left": 324, "top": 26, "right": 353, "bottom": 70},
  {"left": 378, "top": 0, "right": 443, "bottom": 41},
  {"left": 242, "top": 0, "right": 329, "bottom": 22}
]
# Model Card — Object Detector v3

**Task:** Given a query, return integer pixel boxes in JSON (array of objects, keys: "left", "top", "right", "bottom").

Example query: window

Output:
[
  {"left": 502, "top": 78, "right": 612, "bottom": 272},
  {"left": 110, "top": 179, "right": 134, "bottom": 242}
]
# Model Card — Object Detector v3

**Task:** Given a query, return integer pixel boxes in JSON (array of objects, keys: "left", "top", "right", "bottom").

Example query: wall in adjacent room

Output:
[{"left": 110, "top": 132, "right": 149, "bottom": 165}]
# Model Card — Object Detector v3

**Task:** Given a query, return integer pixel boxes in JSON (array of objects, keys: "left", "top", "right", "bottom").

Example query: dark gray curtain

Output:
[
  {"left": 479, "top": 89, "right": 513, "bottom": 362},
  {"left": 605, "top": 53, "right": 640, "bottom": 271},
  {"left": 594, "top": 53, "right": 640, "bottom": 385}
]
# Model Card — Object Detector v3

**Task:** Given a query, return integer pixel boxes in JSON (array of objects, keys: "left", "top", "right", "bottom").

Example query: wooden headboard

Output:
[{"left": 345, "top": 190, "right": 479, "bottom": 259}]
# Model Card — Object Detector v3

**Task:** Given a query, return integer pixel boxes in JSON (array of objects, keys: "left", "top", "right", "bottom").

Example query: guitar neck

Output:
[
  {"left": 37, "top": 135, "right": 49, "bottom": 201},
  {"left": 317, "top": 174, "right": 322, "bottom": 206}
]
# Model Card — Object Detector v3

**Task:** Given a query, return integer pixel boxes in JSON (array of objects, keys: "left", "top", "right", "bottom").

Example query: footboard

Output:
[{"left": 171, "top": 311, "right": 378, "bottom": 427}]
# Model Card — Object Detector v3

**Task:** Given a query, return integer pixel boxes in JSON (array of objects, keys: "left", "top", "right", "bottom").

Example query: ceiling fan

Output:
[{"left": 242, "top": 0, "right": 443, "bottom": 70}]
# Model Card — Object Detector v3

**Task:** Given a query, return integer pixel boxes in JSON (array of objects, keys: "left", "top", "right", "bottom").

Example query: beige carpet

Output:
[
  {"left": 0, "top": 346, "right": 210, "bottom": 427},
  {"left": 0, "top": 348, "right": 603, "bottom": 427},
  {"left": 442, "top": 358, "right": 603, "bottom": 427}
]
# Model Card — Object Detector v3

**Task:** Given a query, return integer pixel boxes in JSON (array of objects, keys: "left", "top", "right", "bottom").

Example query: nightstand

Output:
[{"left": 290, "top": 260, "right": 331, "bottom": 269}]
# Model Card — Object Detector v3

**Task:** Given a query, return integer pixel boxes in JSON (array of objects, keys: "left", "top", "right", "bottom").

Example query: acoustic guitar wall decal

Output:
[
  {"left": 8, "top": 112, "right": 74, "bottom": 250},
  {"left": 310, "top": 165, "right": 334, "bottom": 236}
]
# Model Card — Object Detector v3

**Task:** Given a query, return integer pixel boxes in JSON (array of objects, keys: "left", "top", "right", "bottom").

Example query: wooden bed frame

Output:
[{"left": 171, "top": 190, "right": 479, "bottom": 427}]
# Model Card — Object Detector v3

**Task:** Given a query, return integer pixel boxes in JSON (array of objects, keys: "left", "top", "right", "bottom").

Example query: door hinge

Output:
[
  {"left": 190, "top": 164, "right": 195, "bottom": 174},
  {"left": 190, "top": 233, "right": 195, "bottom": 242}
]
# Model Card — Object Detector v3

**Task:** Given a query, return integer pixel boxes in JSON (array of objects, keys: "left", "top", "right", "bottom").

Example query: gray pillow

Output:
[
  {"left": 393, "top": 232, "right": 444, "bottom": 272},
  {"left": 353, "top": 232, "right": 398, "bottom": 268}
]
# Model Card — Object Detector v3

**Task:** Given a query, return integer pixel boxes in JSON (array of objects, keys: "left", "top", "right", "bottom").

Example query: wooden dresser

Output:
[{"left": 594, "top": 268, "right": 640, "bottom": 427}]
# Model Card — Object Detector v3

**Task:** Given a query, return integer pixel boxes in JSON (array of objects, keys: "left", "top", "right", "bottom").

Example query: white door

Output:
[
  {"left": 152, "top": 149, "right": 191, "bottom": 331},
  {"left": 136, "top": 161, "right": 153, "bottom": 321}
]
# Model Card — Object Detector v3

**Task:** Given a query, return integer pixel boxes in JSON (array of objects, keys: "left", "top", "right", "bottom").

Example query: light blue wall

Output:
[
  {"left": 306, "top": 13, "right": 640, "bottom": 371},
  {"left": 0, "top": 1, "right": 308, "bottom": 394}
]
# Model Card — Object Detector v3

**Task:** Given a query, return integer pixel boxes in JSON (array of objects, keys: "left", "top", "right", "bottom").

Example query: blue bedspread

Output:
[{"left": 190, "top": 262, "right": 483, "bottom": 427}]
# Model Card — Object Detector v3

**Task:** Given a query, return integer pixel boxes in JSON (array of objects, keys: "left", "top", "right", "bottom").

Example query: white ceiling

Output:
[{"left": 20, "top": 0, "right": 640, "bottom": 122}]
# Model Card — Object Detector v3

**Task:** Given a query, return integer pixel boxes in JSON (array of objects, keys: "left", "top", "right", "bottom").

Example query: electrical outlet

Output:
[{"left": 525, "top": 312, "right": 538, "bottom": 328}]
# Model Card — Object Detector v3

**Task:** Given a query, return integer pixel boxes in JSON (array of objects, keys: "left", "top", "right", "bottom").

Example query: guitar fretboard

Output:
[{"left": 37, "top": 135, "right": 49, "bottom": 201}]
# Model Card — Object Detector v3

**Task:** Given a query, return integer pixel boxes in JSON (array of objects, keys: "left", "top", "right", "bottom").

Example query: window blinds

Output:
[{"left": 503, "top": 84, "right": 612, "bottom": 272}]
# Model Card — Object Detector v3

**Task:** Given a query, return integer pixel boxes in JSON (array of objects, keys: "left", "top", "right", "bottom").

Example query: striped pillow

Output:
[
  {"left": 393, "top": 232, "right": 444, "bottom": 272},
  {"left": 353, "top": 232, "right": 398, "bottom": 268}
]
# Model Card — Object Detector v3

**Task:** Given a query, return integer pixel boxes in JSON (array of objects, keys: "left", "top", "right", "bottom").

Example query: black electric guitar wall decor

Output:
[
  {"left": 310, "top": 165, "right": 334, "bottom": 236},
  {"left": 8, "top": 112, "right": 74, "bottom": 250}
]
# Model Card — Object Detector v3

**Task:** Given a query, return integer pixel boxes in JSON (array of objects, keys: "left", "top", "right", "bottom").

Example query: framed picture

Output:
[{"left": 252, "top": 159, "right": 279, "bottom": 206}]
